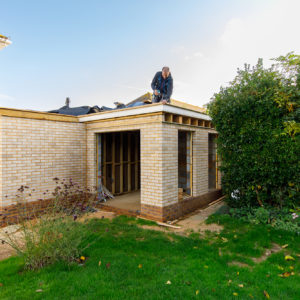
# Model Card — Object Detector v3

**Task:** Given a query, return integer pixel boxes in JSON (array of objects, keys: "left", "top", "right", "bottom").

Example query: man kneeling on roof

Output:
[
  {"left": 113, "top": 66, "right": 173, "bottom": 109},
  {"left": 151, "top": 66, "right": 173, "bottom": 104}
]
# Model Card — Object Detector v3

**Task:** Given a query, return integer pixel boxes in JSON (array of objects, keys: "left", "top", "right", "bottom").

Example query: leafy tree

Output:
[{"left": 208, "top": 53, "right": 300, "bottom": 208}]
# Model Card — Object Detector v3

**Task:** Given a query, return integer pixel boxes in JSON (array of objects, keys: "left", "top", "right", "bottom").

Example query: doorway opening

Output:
[
  {"left": 96, "top": 130, "right": 141, "bottom": 212},
  {"left": 178, "top": 130, "right": 193, "bottom": 200},
  {"left": 208, "top": 133, "right": 218, "bottom": 189}
]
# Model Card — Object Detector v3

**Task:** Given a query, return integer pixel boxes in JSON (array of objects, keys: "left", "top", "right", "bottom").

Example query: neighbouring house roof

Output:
[
  {"left": 47, "top": 93, "right": 207, "bottom": 116},
  {"left": 48, "top": 105, "right": 102, "bottom": 116},
  {"left": 48, "top": 98, "right": 102, "bottom": 116}
]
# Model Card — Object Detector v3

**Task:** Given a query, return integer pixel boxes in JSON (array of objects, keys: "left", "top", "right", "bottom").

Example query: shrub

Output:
[
  {"left": 207, "top": 53, "right": 300, "bottom": 208},
  {"left": 1, "top": 178, "right": 99, "bottom": 270},
  {"left": 252, "top": 207, "right": 270, "bottom": 224},
  {"left": 229, "top": 206, "right": 300, "bottom": 234}
]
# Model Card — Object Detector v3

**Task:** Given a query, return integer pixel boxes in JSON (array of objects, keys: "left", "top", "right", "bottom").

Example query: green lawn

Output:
[{"left": 0, "top": 214, "right": 299, "bottom": 299}]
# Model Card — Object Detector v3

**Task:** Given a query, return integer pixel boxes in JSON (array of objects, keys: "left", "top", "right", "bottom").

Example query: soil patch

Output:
[
  {"left": 140, "top": 225, "right": 169, "bottom": 233},
  {"left": 80, "top": 210, "right": 116, "bottom": 222},
  {"left": 227, "top": 243, "right": 283, "bottom": 268},
  {"left": 252, "top": 243, "right": 282, "bottom": 263},
  {"left": 173, "top": 202, "right": 225, "bottom": 234},
  {"left": 228, "top": 261, "right": 252, "bottom": 268}
]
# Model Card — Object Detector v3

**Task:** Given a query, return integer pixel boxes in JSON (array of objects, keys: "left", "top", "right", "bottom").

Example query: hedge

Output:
[{"left": 207, "top": 53, "right": 300, "bottom": 208}]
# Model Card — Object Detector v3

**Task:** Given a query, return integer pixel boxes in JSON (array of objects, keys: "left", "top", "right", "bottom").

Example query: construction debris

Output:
[
  {"left": 156, "top": 222, "right": 181, "bottom": 229},
  {"left": 97, "top": 183, "right": 114, "bottom": 203}
]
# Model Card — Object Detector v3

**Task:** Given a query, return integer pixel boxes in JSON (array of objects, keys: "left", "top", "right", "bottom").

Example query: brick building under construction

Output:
[{"left": 0, "top": 93, "right": 221, "bottom": 224}]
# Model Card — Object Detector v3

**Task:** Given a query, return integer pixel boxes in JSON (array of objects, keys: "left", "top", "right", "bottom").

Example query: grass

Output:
[{"left": 0, "top": 214, "right": 299, "bottom": 299}]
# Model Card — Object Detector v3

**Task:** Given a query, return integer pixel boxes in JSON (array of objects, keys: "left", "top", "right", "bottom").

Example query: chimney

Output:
[{"left": 65, "top": 97, "right": 70, "bottom": 108}]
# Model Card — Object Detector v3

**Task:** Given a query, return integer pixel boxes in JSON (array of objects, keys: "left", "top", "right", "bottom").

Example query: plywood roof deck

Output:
[{"left": 125, "top": 92, "right": 207, "bottom": 114}]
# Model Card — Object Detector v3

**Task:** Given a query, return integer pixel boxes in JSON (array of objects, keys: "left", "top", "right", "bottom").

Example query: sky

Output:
[{"left": 1, "top": 0, "right": 300, "bottom": 111}]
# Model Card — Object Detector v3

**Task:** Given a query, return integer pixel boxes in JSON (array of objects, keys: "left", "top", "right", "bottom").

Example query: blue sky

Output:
[{"left": 1, "top": 0, "right": 299, "bottom": 111}]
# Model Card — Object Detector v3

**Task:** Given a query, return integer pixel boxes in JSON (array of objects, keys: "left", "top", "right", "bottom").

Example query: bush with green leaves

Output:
[
  {"left": 207, "top": 53, "right": 300, "bottom": 208},
  {"left": 229, "top": 206, "right": 300, "bottom": 234},
  {"left": 0, "top": 178, "right": 99, "bottom": 270}
]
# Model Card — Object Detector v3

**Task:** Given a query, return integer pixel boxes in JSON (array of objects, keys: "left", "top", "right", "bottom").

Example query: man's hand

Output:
[
  {"left": 162, "top": 100, "right": 168, "bottom": 104},
  {"left": 154, "top": 90, "right": 159, "bottom": 96}
]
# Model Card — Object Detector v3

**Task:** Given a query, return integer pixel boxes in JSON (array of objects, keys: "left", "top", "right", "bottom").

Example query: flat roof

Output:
[
  {"left": 0, "top": 102, "right": 210, "bottom": 123},
  {"left": 78, "top": 103, "right": 211, "bottom": 122}
]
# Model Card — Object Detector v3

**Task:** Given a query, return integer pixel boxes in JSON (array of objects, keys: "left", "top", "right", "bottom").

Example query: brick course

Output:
[{"left": 141, "top": 189, "right": 222, "bottom": 221}]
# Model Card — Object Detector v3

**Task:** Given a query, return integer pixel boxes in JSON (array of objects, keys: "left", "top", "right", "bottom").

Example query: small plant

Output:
[
  {"left": 253, "top": 207, "right": 270, "bottom": 224},
  {"left": 0, "top": 178, "right": 100, "bottom": 270},
  {"left": 229, "top": 206, "right": 300, "bottom": 234}
]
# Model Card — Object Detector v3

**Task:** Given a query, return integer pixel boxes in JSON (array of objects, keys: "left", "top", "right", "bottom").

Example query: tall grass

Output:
[{"left": 0, "top": 178, "right": 99, "bottom": 270}]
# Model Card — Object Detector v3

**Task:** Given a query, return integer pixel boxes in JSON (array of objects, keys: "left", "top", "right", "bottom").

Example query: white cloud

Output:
[
  {"left": 171, "top": 45, "right": 186, "bottom": 54},
  {"left": 115, "top": 84, "right": 145, "bottom": 92},
  {"left": 218, "top": 0, "right": 300, "bottom": 64},
  {"left": 193, "top": 52, "right": 203, "bottom": 57},
  {"left": 184, "top": 51, "right": 204, "bottom": 61},
  {"left": 0, "top": 93, "right": 15, "bottom": 102},
  {"left": 171, "top": 0, "right": 300, "bottom": 107},
  {"left": 219, "top": 18, "right": 244, "bottom": 44}
]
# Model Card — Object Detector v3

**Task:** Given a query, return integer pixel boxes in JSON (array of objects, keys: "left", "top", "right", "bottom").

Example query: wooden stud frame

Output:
[
  {"left": 163, "top": 112, "right": 213, "bottom": 129},
  {"left": 205, "top": 121, "right": 210, "bottom": 127},
  {"left": 191, "top": 118, "right": 198, "bottom": 126},
  {"left": 164, "top": 113, "right": 212, "bottom": 129},
  {"left": 190, "top": 131, "right": 193, "bottom": 195},
  {"left": 97, "top": 131, "right": 140, "bottom": 196},
  {"left": 178, "top": 130, "right": 193, "bottom": 196},
  {"left": 182, "top": 116, "right": 191, "bottom": 125},
  {"left": 165, "top": 110, "right": 217, "bottom": 196},
  {"left": 208, "top": 133, "right": 218, "bottom": 189},
  {"left": 198, "top": 120, "right": 205, "bottom": 127},
  {"left": 96, "top": 134, "right": 102, "bottom": 198}
]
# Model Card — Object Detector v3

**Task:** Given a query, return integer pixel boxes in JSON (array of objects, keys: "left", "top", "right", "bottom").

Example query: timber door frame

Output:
[
  {"left": 96, "top": 131, "right": 140, "bottom": 196},
  {"left": 178, "top": 130, "right": 193, "bottom": 196}
]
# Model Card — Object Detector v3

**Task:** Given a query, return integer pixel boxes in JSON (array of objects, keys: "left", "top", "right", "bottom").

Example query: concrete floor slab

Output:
[{"left": 103, "top": 191, "right": 141, "bottom": 212}]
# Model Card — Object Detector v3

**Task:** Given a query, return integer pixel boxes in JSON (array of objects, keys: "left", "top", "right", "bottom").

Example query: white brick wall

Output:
[
  {"left": 0, "top": 116, "right": 86, "bottom": 207},
  {"left": 85, "top": 115, "right": 219, "bottom": 208},
  {"left": 0, "top": 112, "right": 220, "bottom": 211}
]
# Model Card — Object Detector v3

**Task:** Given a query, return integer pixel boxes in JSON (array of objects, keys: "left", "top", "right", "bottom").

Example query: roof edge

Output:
[
  {"left": 0, "top": 107, "right": 79, "bottom": 122},
  {"left": 78, "top": 103, "right": 211, "bottom": 122}
]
